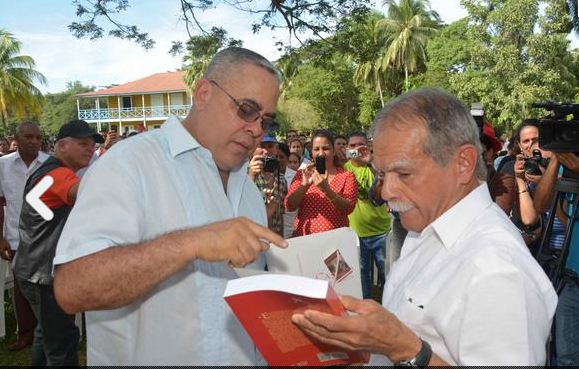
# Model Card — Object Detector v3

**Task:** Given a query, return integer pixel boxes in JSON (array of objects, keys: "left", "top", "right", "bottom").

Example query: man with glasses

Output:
[{"left": 51, "top": 47, "right": 287, "bottom": 365}]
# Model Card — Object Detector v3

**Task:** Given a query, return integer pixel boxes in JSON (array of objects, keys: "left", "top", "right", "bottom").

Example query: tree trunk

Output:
[
  {"left": 379, "top": 85, "right": 385, "bottom": 107},
  {"left": 404, "top": 66, "right": 409, "bottom": 92}
]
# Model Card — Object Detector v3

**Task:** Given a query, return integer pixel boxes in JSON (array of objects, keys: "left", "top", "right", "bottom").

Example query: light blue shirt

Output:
[{"left": 55, "top": 116, "right": 267, "bottom": 365}]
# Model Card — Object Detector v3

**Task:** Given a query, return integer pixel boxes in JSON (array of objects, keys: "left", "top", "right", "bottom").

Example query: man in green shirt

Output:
[{"left": 344, "top": 133, "right": 391, "bottom": 299}]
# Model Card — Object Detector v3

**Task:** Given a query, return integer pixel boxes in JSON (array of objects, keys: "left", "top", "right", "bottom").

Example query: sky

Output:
[{"left": 1, "top": 0, "right": 577, "bottom": 94}]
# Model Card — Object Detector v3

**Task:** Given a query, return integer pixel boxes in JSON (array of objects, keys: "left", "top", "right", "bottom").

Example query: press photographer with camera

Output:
[
  {"left": 248, "top": 134, "right": 288, "bottom": 237},
  {"left": 533, "top": 149, "right": 579, "bottom": 367},
  {"left": 490, "top": 120, "right": 554, "bottom": 247},
  {"left": 521, "top": 101, "right": 579, "bottom": 366}
]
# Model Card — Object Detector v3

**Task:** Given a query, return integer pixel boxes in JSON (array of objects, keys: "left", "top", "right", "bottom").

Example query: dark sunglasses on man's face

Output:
[{"left": 209, "top": 80, "right": 279, "bottom": 135}]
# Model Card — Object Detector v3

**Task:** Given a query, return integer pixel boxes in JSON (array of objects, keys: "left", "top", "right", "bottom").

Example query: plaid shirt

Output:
[{"left": 255, "top": 171, "right": 288, "bottom": 237}]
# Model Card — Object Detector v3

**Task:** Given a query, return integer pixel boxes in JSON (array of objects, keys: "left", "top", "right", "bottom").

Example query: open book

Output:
[
  {"left": 236, "top": 227, "right": 363, "bottom": 299},
  {"left": 224, "top": 273, "right": 369, "bottom": 366}
]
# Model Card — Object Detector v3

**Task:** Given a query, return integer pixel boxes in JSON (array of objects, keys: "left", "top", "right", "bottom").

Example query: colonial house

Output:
[{"left": 76, "top": 71, "right": 191, "bottom": 134}]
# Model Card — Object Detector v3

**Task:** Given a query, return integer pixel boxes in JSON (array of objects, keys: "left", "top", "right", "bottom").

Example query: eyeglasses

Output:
[{"left": 209, "top": 80, "right": 279, "bottom": 134}]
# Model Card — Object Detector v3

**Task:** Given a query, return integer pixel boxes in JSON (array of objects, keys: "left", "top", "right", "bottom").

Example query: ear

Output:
[
  {"left": 193, "top": 79, "right": 212, "bottom": 111},
  {"left": 455, "top": 144, "right": 478, "bottom": 185}
]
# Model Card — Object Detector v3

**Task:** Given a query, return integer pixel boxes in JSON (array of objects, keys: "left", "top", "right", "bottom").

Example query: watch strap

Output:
[{"left": 395, "top": 338, "right": 432, "bottom": 367}]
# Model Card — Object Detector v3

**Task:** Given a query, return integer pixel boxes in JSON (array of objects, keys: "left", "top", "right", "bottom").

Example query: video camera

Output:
[{"left": 532, "top": 102, "right": 579, "bottom": 153}]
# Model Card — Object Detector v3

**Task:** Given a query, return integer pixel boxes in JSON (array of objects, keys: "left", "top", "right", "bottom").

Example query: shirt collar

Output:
[
  {"left": 427, "top": 182, "right": 493, "bottom": 249},
  {"left": 161, "top": 116, "right": 200, "bottom": 158},
  {"left": 14, "top": 150, "right": 49, "bottom": 165}
]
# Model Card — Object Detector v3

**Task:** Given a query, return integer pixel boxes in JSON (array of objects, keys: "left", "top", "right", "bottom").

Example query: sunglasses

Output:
[{"left": 209, "top": 80, "right": 279, "bottom": 135}]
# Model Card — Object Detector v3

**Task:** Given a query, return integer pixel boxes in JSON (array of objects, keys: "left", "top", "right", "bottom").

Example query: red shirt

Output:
[
  {"left": 286, "top": 168, "right": 357, "bottom": 236},
  {"left": 38, "top": 167, "right": 79, "bottom": 209}
]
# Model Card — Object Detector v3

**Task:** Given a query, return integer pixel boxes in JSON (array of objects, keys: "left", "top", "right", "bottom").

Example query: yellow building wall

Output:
[
  {"left": 108, "top": 97, "right": 119, "bottom": 109},
  {"left": 106, "top": 93, "right": 188, "bottom": 109}
]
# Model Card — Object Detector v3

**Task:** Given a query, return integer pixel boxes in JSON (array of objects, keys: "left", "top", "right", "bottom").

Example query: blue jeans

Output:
[
  {"left": 17, "top": 280, "right": 46, "bottom": 366},
  {"left": 359, "top": 233, "right": 387, "bottom": 299},
  {"left": 18, "top": 280, "right": 79, "bottom": 366},
  {"left": 555, "top": 281, "right": 579, "bottom": 366}
]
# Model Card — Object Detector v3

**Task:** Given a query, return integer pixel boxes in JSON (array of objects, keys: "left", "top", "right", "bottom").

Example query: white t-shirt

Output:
[
  {"left": 369, "top": 184, "right": 557, "bottom": 365},
  {"left": 55, "top": 116, "right": 267, "bottom": 365}
]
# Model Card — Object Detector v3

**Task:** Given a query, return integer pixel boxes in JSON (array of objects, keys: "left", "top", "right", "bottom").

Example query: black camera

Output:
[
  {"left": 533, "top": 102, "right": 579, "bottom": 153},
  {"left": 524, "top": 149, "right": 549, "bottom": 175},
  {"left": 262, "top": 156, "right": 279, "bottom": 173}
]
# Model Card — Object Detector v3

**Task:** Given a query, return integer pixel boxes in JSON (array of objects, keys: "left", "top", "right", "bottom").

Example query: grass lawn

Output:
[{"left": 1, "top": 291, "right": 86, "bottom": 366}]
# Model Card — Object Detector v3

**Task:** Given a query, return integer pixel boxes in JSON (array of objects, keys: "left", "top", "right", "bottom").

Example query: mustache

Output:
[{"left": 387, "top": 200, "right": 414, "bottom": 213}]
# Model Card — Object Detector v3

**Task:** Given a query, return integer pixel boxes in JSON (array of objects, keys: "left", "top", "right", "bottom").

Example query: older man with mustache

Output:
[{"left": 292, "top": 88, "right": 557, "bottom": 366}]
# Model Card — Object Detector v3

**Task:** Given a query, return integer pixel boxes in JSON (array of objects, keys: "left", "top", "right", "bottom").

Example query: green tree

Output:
[
  {"left": 181, "top": 27, "right": 242, "bottom": 90},
  {"left": 277, "top": 98, "right": 322, "bottom": 133},
  {"left": 68, "top": 0, "right": 373, "bottom": 51},
  {"left": 377, "top": 0, "right": 440, "bottom": 91},
  {"left": 419, "top": 18, "right": 474, "bottom": 90},
  {"left": 345, "top": 11, "right": 395, "bottom": 106},
  {"left": 451, "top": 0, "right": 578, "bottom": 132},
  {"left": 41, "top": 81, "right": 94, "bottom": 133},
  {"left": 0, "top": 29, "right": 46, "bottom": 129},
  {"left": 284, "top": 56, "right": 360, "bottom": 133}
]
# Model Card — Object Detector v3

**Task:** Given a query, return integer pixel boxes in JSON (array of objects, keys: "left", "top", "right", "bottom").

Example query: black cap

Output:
[{"left": 57, "top": 120, "right": 104, "bottom": 144}]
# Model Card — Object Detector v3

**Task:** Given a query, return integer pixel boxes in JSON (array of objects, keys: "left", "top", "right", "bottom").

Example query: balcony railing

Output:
[{"left": 78, "top": 105, "right": 191, "bottom": 121}]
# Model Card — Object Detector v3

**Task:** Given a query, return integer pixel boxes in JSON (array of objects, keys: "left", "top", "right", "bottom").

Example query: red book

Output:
[{"left": 224, "top": 274, "right": 369, "bottom": 366}]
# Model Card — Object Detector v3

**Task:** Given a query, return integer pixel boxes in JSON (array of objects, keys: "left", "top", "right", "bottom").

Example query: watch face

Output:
[{"left": 394, "top": 359, "right": 418, "bottom": 367}]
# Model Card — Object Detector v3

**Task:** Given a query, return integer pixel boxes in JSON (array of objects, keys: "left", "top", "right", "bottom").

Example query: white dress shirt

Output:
[
  {"left": 0, "top": 151, "right": 49, "bottom": 250},
  {"left": 369, "top": 183, "right": 557, "bottom": 365},
  {"left": 54, "top": 116, "right": 267, "bottom": 365}
]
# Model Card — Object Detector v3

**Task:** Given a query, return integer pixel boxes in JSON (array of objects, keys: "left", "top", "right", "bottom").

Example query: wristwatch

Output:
[{"left": 394, "top": 338, "right": 432, "bottom": 367}]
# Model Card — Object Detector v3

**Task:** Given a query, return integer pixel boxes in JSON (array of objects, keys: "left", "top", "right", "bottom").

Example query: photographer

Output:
[
  {"left": 248, "top": 134, "right": 288, "bottom": 237},
  {"left": 492, "top": 120, "right": 552, "bottom": 247},
  {"left": 534, "top": 152, "right": 579, "bottom": 365}
]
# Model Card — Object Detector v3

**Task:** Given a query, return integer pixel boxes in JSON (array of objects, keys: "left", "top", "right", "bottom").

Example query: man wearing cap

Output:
[
  {"left": 13, "top": 119, "right": 103, "bottom": 366},
  {"left": 248, "top": 134, "right": 288, "bottom": 237}
]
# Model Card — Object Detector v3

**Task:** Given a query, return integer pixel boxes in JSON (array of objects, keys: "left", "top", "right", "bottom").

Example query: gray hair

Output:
[
  {"left": 371, "top": 88, "right": 486, "bottom": 180},
  {"left": 203, "top": 47, "right": 281, "bottom": 85}
]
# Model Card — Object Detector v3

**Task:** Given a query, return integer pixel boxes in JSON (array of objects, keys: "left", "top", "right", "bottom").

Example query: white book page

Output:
[
  {"left": 266, "top": 227, "right": 363, "bottom": 299},
  {"left": 224, "top": 273, "right": 329, "bottom": 299}
]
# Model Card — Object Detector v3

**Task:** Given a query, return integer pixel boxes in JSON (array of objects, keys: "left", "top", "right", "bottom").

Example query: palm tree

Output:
[
  {"left": 0, "top": 29, "right": 46, "bottom": 129},
  {"left": 377, "top": 0, "right": 440, "bottom": 91},
  {"left": 567, "top": 0, "right": 579, "bottom": 35}
]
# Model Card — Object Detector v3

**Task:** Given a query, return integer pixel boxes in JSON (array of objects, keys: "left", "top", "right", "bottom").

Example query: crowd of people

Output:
[{"left": 0, "top": 46, "right": 577, "bottom": 366}]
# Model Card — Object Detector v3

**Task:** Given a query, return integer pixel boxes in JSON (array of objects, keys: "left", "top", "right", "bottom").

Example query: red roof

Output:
[{"left": 78, "top": 71, "right": 187, "bottom": 97}]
